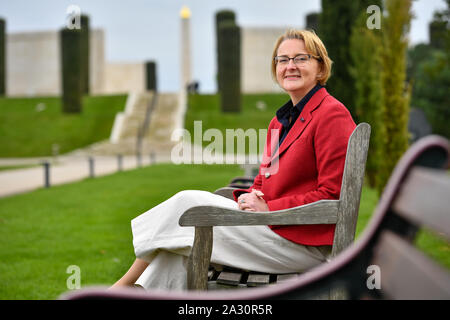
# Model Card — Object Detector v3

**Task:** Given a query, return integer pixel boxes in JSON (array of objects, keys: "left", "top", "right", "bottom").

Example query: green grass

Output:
[
  {"left": 0, "top": 163, "right": 244, "bottom": 299},
  {"left": 415, "top": 229, "right": 450, "bottom": 268},
  {"left": 0, "top": 163, "right": 448, "bottom": 299},
  {"left": 0, "top": 164, "right": 39, "bottom": 172},
  {"left": 355, "top": 183, "right": 379, "bottom": 239},
  {"left": 185, "top": 93, "right": 290, "bottom": 154},
  {"left": 1, "top": 92, "right": 448, "bottom": 300},
  {"left": 0, "top": 94, "right": 127, "bottom": 157}
]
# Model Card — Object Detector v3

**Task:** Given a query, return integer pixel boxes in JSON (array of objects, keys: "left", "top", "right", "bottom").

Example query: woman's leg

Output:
[
  {"left": 110, "top": 258, "right": 149, "bottom": 288},
  {"left": 128, "top": 190, "right": 239, "bottom": 290},
  {"left": 111, "top": 190, "right": 231, "bottom": 290},
  {"left": 134, "top": 251, "right": 189, "bottom": 290}
]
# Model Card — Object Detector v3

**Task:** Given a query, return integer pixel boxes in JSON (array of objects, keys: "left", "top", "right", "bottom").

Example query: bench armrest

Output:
[
  {"left": 229, "top": 176, "right": 255, "bottom": 184},
  {"left": 179, "top": 199, "right": 339, "bottom": 227},
  {"left": 213, "top": 187, "right": 237, "bottom": 200},
  {"left": 181, "top": 199, "right": 339, "bottom": 290}
]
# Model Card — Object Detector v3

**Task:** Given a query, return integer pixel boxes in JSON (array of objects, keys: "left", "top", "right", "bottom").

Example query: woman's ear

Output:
[{"left": 316, "top": 64, "right": 324, "bottom": 79}]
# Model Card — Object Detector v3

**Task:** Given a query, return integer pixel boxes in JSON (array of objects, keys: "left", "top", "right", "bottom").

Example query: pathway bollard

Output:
[
  {"left": 150, "top": 151, "right": 156, "bottom": 164},
  {"left": 117, "top": 154, "right": 123, "bottom": 172},
  {"left": 136, "top": 152, "right": 142, "bottom": 168},
  {"left": 88, "top": 157, "right": 95, "bottom": 178},
  {"left": 42, "top": 161, "right": 50, "bottom": 188}
]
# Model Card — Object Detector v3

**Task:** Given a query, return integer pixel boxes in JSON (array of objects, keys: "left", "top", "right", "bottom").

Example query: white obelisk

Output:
[{"left": 180, "top": 5, "right": 191, "bottom": 92}]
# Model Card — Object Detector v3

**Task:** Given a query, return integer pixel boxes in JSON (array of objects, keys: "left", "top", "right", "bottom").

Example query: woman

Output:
[{"left": 111, "top": 29, "right": 355, "bottom": 290}]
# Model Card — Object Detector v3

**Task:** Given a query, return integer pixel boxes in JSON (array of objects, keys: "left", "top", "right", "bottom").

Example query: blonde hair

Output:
[{"left": 271, "top": 29, "right": 333, "bottom": 86}]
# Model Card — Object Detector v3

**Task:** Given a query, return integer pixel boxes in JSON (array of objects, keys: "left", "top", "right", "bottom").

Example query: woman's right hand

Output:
[{"left": 237, "top": 189, "right": 268, "bottom": 212}]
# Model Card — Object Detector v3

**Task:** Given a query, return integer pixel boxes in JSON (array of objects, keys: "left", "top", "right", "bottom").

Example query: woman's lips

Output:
[{"left": 285, "top": 75, "right": 301, "bottom": 79}]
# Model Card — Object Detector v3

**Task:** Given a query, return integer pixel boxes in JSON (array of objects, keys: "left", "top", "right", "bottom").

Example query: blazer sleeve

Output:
[{"left": 266, "top": 102, "right": 356, "bottom": 211}]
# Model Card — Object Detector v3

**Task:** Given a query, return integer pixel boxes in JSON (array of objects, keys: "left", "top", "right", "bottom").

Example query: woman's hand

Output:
[{"left": 237, "top": 189, "right": 269, "bottom": 212}]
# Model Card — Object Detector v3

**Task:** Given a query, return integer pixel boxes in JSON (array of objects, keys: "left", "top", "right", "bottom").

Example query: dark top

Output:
[{"left": 276, "top": 84, "right": 323, "bottom": 145}]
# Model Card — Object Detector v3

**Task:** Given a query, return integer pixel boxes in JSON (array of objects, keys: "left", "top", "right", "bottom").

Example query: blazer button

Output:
[
  {"left": 265, "top": 172, "right": 271, "bottom": 178},
  {"left": 300, "top": 117, "right": 305, "bottom": 122}
]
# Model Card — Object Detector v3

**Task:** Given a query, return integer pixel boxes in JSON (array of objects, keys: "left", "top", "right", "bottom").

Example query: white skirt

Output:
[{"left": 131, "top": 190, "right": 330, "bottom": 291}]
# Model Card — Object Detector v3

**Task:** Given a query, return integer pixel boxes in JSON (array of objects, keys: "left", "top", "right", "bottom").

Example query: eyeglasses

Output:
[{"left": 274, "top": 54, "right": 320, "bottom": 66}]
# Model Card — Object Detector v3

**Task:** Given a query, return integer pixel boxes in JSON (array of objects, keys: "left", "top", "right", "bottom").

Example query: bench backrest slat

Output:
[
  {"left": 372, "top": 230, "right": 450, "bottom": 299},
  {"left": 332, "top": 123, "right": 371, "bottom": 256},
  {"left": 392, "top": 166, "right": 450, "bottom": 240}
]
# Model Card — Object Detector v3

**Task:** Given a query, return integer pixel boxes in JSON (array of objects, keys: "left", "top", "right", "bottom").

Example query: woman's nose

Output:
[{"left": 287, "top": 59, "right": 297, "bottom": 69}]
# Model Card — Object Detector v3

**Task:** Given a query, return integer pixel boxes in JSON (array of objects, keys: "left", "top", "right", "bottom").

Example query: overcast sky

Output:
[{"left": 1, "top": 0, "right": 447, "bottom": 92}]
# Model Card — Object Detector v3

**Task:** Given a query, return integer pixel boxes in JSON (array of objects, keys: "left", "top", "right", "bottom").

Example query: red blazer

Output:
[{"left": 233, "top": 88, "right": 356, "bottom": 246}]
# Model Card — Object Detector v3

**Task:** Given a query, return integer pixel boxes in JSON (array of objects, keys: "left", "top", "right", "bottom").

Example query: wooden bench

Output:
[
  {"left": 226, "top": 176, "right": 255, "bottom": 189},
  {"left": 61, "top": 133, "right": 450, "bottom": 300},
  {"left": 180, "top": 123, "right": 371, "bottom": 291}
]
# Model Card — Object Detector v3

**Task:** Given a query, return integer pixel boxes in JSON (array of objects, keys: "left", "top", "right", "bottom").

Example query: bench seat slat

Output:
[
  {"left": 216, "top": 271, "right": 242, "bottom": 286},
  {"left": 247, "top": 273, "right": 270, "bottom": 287},
  {"left": 276, "top": 273, "right": 300, "bottom": 283},
  {"left": 393, "top": 167, "right": 450, "bottom": 240}
]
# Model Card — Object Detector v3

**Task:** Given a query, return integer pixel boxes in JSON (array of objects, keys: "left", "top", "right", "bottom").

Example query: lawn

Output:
[
  {"left": 0, "top": 163, "right": 244, "bottom": 299},
  {"left": 0, "top": 94, "right": 127, "bottom": 157},
  {"left": 1, "top": 92, "right": 448, "bottom": 300},
  {"left": 0, "top": 162, "right": 448, "bottom": 299}
]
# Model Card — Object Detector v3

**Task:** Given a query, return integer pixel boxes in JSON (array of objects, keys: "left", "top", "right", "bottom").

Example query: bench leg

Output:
[{"left": 187, "top": 226, "right": 213, "bottom": 290}]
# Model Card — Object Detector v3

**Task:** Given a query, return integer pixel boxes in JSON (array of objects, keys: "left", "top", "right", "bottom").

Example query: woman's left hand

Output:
[{"left": 237, "top": 189, "right": 269, "bottom": 212}]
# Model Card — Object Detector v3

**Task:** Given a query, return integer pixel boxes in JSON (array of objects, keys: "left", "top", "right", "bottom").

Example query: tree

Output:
[
  {"left": 319, "top": 0, "right": 382, "bottom": 121},
  {"left": 305, "top": 12, "right": 319, "bottom": 32},
  {"left": 410, "top": 1, "right": 449, "bottom": 139},
  {"left": 60, "top": 28, "right": 83, "bottom": 113},
  {"left": 350, "top": 13, "right": 386, "bottom": 189},
  {"left": 80, "top": 15, "right": 90, "bottom": 94},
  {"left": 215, "top": 10, "right": 236, "bottom": 94},
  {"left": 145, "top": 61, "right": 157, "bottom": 91},
  {"left": 0, "top": 18, "right": 5, "bottom": 96},
  {"left": 429, "top": 2, "right": 449, "bottom": 50},
  {"left": 378, "top": 0, "right": 413, "bottom": 194},
  {"left": 412, "top": 51, "right": 450, "bottom": 139},
  {"left": 218, "top": 20, "right": 241, "bottom": 112}
]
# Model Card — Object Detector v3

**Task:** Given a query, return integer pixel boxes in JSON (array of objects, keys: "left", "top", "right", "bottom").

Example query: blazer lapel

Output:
[{"left": 272, "top": 88, "right": 329, "bottom": 161}]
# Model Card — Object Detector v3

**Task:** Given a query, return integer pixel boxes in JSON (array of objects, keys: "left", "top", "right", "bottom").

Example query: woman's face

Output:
[{"left": 275, "top": 39, "right": 321, "bottom": 104}]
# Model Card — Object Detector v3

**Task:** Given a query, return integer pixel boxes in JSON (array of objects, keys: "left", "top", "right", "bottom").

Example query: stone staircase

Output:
[
  {"left": 69, "top": 91, "right": 183, "bottom": 158},
  {"left": 113, "top": 91, "right": 154, "bottom": 142}
]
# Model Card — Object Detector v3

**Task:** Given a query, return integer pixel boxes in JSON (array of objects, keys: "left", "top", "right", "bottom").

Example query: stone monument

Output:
[{"left": 180, "top": 5, "right": 191, "bottom": 92}]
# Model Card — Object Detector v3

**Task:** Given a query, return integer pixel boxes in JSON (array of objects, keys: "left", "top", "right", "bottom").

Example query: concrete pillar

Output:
[{"left": 180, "top": 6, "right": 191, "bottom": 92}]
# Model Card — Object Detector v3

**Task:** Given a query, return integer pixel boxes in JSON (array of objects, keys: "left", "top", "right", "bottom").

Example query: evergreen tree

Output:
[
  {"left": 413, "top": 51, "right": 450, "bottom": 139},
  {"left": 145, "top": 61, "right": 157, "bottom": 91},
  {"left": 305, "top": 13, "right": 319, "bottom": 32},
  {"left": 319, "top": 0, "right": 382, "bottom": 121},
  {"left": 215, "top": 10, "right": 236, "bottom": 94},
  {"left": 350, "top": 13, "right": 386, "bottom": 189},
  {"left": 410, "top": 2, "right": 450, "bottom": 139},
  {"left": 218, "top": 20, "right": 241, "bottom": 113},
  {"left": 378, "top": 0, "right": 413, "bottom": 194},
  {"left": 60, "top": 28, "right": 83, "bottom": 113},
  {"left": 0, "top": 18, "right": 5, "bottom": 96},
  {"left": 80, "top": 15, "right": 90, "bottom": 95}
]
